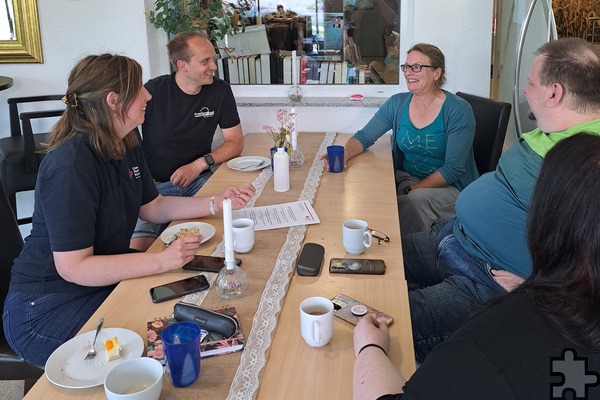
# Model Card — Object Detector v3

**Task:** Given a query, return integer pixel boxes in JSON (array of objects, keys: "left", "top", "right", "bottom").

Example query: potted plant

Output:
[{"left": 148, "top": 0, "right": 246, "bottom": 41}]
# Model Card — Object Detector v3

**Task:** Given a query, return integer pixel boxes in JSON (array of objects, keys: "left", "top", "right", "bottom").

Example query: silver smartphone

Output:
[{"left": 329, "top": 258, "right": 386, "bottom": 275}]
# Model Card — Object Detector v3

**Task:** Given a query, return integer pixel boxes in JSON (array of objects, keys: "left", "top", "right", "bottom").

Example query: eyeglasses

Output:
[
  {"left": 368, "top": 228, "right": 390, "bottom": 245},
  {"left": 400, "top": 63, "right": 436, "bottom": 73}
]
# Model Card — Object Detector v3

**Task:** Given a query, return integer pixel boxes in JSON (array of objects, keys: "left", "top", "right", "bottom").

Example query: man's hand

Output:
[
  {"left": 170, "top": 160, "right": 206, "bottom": 188},
  {"left": 490, "top": 269, "right": 525, "bottom": 292}
]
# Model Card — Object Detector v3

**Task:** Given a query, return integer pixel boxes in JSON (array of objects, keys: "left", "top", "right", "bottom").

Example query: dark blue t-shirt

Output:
[{"left": 9, "top": 134, "right": 158, "bottom": 295}]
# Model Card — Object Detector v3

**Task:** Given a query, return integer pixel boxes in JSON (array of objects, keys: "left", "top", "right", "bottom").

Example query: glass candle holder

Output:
[
  {"left": 289, "top": 147, "right": 304, "bottom": 168},
  {"left": 215, "top": 263, "right": 248, "bottom": 300},
  {"left": 288, "top": 84, "right": 303, "bottom": 102}
]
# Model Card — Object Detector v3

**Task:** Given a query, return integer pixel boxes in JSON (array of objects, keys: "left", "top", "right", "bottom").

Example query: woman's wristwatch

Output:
[{"left": 403, "top": 186, "right": 412, "bottom": 195}]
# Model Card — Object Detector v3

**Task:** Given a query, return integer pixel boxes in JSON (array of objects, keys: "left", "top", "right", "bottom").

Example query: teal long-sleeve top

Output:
[{"left": 351, "top": 91, "right": 479, "bottom": 191}]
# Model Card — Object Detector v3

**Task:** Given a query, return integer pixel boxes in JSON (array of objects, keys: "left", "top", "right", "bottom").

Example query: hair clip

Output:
[{"left": 61, "top": 92, "right": 78, "bottom": 108}]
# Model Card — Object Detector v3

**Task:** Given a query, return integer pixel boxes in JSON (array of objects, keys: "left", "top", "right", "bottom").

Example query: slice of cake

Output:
[
  {"left": 104, "top": 336, "right": 123, "bottom": 362},
  {"left": 175, "top": 227, "right": 200, "bottom": 239}
]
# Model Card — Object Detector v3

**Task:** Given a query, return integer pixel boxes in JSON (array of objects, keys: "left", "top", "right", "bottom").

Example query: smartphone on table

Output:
[
  {"left": 331, "top": 293, "right": 394, "bottom": 326},
  {"left": 182, "top": 255, "right": 242, "bottom": 273},
  {"left": 149, "top": 274, "right": 210, "bottom": 303},
  {"left": 329, "top": 258, "right": 386, "bottom": 275}
]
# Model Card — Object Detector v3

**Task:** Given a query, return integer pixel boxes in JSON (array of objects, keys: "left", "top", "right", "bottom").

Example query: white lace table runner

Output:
[{"left": 182, "top": 132, "right": 337, "bottom": 399}]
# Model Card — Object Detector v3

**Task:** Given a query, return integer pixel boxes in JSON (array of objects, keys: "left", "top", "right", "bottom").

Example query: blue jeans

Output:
[
  {"left": 402, "top": 217, "right": 506, "bottom": 364},
  {"left": 3, "top": 288, "right": 113, "bottom": 368},
  {"left": 132, "top": 170, "right": 214, "bottom": 239}
]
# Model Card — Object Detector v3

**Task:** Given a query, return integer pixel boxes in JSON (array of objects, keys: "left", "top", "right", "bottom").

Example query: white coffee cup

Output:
[
  {"left": 232, "top": 218, "right": 255, "bottom": 253},
  {"left": 300, "top": 296, "right": 334, "bottom": 348},
  {"left": 104, "top": 357, "right": 164, "bottom": 400},
  {"left": 342, "top": 219, "right": 373, "bottom": 255}
]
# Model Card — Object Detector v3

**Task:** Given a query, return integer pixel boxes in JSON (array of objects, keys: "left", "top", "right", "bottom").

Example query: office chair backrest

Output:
[
  {"left": 456, "top": 91, "right": 512, "bottom": 175},
  {"left": 21, "top": 109, "right": 65, "bottom": 174},
  {"left": 8, "top": 95, "right": 64, "bottom": 135},
  {"left": 1, "top": 96, "right": 64, "bottom": 225}
]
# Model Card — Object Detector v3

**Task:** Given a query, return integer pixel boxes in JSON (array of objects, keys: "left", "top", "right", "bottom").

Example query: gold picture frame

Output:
[{"left": 0, "top": 0, "right": 43, "bottom": 63}]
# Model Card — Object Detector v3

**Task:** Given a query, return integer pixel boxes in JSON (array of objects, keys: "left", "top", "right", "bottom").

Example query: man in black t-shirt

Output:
[{"left": 131, "top": 32, "right": 244, "bottom": 251}]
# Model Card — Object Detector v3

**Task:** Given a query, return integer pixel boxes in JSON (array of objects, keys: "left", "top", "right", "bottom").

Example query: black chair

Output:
[
  {"left": 0, "top": 180, "right": 44, "bottom": 395},
  {"left": 0, "top": 95, "right": 64, "bottom": 225},
  {"left": 456, "top": 91, "right": 512, "bottom": 175}
]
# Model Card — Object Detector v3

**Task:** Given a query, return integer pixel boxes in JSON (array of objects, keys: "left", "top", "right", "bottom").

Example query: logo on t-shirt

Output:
[
  {"left": 129, "top": 166, "right": 141, "bottom": 180},
  {"left": 194, "top": 107, "right": 215, "bottom": 118}
]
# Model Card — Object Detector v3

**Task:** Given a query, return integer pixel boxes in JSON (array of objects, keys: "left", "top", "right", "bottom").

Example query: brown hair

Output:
[
  {"left": 167, "top": 31, "right": 211, "bottom": 71},
  {"left": 523, "top": 132, "right": 600, "bottom": 350},
  {"left": 536, "top": 37, "right": 600, "bottom": 113},
  {"left": 407, "top": 43, "right": 446, "bottom": 88},
  {"left": 46, "top": 54, "right": 142, "bottom": 159}
]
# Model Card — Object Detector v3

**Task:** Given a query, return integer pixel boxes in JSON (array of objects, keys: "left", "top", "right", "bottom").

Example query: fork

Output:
[
  {"left": 239, "top": 160, "right": 267, "bottom": 170},
  {"left": 84, "top": 317, "right": 104, "bottom": 361}
]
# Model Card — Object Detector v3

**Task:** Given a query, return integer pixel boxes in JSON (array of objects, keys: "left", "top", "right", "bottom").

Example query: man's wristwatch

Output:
[
  {"left": 204, "top": 154, "right": 215, "bottom": 168},
  {"left": 403, "top": 186, "right": 412, "bottom": 195}
]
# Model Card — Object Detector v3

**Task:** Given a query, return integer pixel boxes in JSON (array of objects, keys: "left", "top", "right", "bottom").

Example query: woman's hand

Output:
[
  {"left": 353, "top": 313, "right": 391, "bottom": 357},
  {"left": 216, "top": 184, "right": 256, "bottom": 212},
  {"left": 320, "top": 153, "right": 332, "bottom": 172},
  {"left": 160, "top": 233, "right": 201, "bottom": 270},
  {"left": 353, "top": 313, "right": 406, "bottom": 399},
  {"left": 320, "top": 152, "right": 348, "bottom": 172}
]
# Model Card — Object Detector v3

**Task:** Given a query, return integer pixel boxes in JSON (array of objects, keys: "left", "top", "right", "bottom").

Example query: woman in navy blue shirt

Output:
[{"left": 2, "top": 54, "right": 254, "bottom": 367}]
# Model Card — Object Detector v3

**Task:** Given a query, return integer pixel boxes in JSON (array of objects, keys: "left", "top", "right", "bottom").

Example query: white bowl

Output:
[{"left": 104, "top": 357, "right": 164, "bottom": 400}]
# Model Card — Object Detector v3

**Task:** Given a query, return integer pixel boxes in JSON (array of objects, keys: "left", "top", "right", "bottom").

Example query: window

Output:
[{"left": 219, "top": 0, "right": 401, "bottom": 86}]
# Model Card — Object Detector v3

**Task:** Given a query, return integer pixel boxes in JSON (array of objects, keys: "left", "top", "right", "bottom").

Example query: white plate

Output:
[
  {"left": 160, "top": 221, "right": 216, "bottom": 245},
  {"left": 45, "top": 328, "right": 144, "bottom": 389},
  {"left": 227, "top": 156, "right": 270, "bottom": 171}
]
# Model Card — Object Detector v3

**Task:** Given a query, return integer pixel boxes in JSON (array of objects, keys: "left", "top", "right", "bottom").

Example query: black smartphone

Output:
[
  {"left": 182, "top": 255, "right": 242, "bottom": 273},
  {"left": 329, "top": 258, "right": 386, "bottom": 275},
  {"left": 149, "top": 275, "right": 210, "bottom": 303}
]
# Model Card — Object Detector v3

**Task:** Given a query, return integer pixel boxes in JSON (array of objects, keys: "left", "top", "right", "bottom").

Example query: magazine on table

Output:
[{"left": 146, "top": 306, "right": 244, "bottom": 363}]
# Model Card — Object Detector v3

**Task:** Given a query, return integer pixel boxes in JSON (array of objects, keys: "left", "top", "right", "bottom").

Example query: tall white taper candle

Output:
[
  {"left": 292, "top": 50, "right": 297, "bottom": 85},
  {"left": 222, "top": 198, "right": 235, "bottom": 265}
]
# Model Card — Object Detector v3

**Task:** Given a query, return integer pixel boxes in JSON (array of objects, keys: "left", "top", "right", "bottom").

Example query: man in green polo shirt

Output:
[{"left": 403, "top": 37, "right": 600, "bottom": 364}]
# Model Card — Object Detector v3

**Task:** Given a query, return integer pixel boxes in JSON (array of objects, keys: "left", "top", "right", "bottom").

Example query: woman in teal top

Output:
[{"left": 326, "top": 43, "right": 478, "bottom": 234}]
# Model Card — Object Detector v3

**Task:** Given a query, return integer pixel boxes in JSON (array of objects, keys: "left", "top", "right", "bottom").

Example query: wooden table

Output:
[{"left": 24, "top": 133, "right": 415, "bottom": 400}]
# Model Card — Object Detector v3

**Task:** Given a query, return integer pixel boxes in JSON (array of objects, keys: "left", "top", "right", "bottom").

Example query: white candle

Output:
[
  {"left": 222, "top": 198, "right": 235, "bottom": 265},
  {"left": 292, "top": 50, "right": 297, "bottom": 85}
]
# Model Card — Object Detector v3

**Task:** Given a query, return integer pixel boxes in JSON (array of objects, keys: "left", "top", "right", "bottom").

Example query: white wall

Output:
[
  {"left": 0, "top": 0, "right": 493, "bottom": 137},
  {"left": 0, "top": 0, "right": 157, "bottom": 130},
  {"left": 413, "top": 1, "right": 492, "bottom": 97}
]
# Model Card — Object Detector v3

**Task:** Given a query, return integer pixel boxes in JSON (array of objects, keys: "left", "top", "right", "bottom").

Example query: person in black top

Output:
[
  {"left": 352, "top": 133, "right": 600, "bottom": 399},
  {"left": 131, "top": 31, "right": 245, "bottom": 251},
  {"left": 2, "top": 54, "right": 254, "bottom": 368}
]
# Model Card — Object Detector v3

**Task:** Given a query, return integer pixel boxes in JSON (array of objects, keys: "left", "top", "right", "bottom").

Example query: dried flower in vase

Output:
[{"left": 262, "top": 108, "right": 297, "bottom": 148}]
